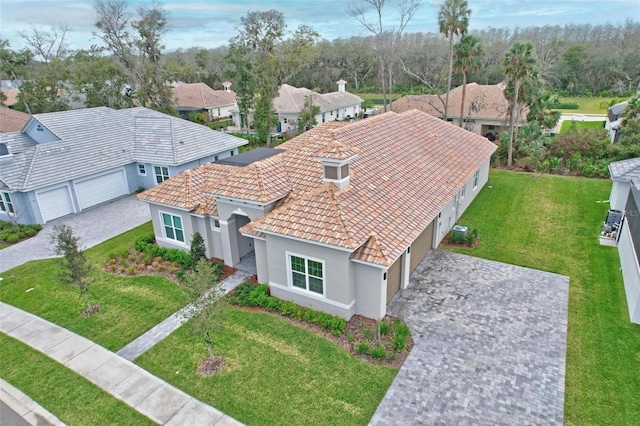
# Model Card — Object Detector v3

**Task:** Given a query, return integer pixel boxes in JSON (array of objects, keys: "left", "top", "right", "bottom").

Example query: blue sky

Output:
[{"left": 1, "top": 0, "right": 639, "bottom": 54}]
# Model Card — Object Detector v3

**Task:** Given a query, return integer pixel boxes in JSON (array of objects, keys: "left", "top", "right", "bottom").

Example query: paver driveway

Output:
[{"left": 371, "top": 249, "right": 569, "bottom": 425}]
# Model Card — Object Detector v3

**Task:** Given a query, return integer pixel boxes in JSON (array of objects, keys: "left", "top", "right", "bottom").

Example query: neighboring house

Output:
[
  {"left": 391, "top": 82, "right": 527, "bottom": 140},
  {"left": 139, "top": 109, "right": 496, "bottom": 320},
  {"left": 231, "top": 80, "right": 363, "bottom": 133},
  {"left": 605, "top": 100, "right": 629, "bottom": 143},
  {"left": 173, "top": 82, "right": 237, "bottom": 121},
  {"left": 0, "top": 106, "right": 247, "bottom": 225},
  {"left": 1, "top": 80, "right": 22, "bottom": 109},
  {"left": 608, "top": 158, "right": 640, "bottom": 324},
  {"left": 0, "top": 107, "right": 29, "bottom": 133}
]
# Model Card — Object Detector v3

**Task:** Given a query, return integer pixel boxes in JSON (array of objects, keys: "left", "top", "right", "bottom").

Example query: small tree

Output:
[
  {"left": 50, "top": 224, "right": 98, "bottom": 315},
  {"left": 298, "top": 94, "right": 319, "bottom": 132},
  {"left": 182, "top": 258, "right": 226, "bottom": 374},
  {"left": 190, "top": 232, "right": 207, "bottom": 266}
]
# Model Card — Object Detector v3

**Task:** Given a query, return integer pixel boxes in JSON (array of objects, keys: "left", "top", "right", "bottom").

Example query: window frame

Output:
[
  {"left": 473, "top": 170, "right": 480, "bottom": 189},
  {"left": 154, "top": 166, "right": 170, "bottom": 184},
  {"left": 211, "top": 217, "right": 221, "bottom": 231},
  {"left": 160, "top": 211, "right": 185, "bottom": 243},
  {"left": 459, "top": 185, "right": 466, "bottom": 199},
  {"left": 286, "top": 252, "right": 325, "bottom": 297},
  {"left": 137, "top": 164, "right": 147, "bottom": 176},
  {"left": 0, "top": 191, "right": 15, "bottom": 215}
]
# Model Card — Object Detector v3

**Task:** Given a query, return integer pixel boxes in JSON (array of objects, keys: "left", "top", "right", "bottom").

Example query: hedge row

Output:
[{"left": 134, "top": 234, "right": 192, "bottom": 267}]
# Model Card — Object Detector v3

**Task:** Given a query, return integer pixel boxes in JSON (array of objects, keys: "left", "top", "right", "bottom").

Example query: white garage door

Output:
[
  {"left": 37, "top": 186, "right": 74, "bottom": 223},
  {"left": 75, "top": 170, "right": 128, "bottom": 210}
]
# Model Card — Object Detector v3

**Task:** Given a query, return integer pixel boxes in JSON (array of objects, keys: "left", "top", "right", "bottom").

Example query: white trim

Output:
[
  {"left": 211, "top": 217, "right": 221, "bottom": 232},
  {"left": 138, "top": 200, "right": 191, "bottom": 212},
  {"left": 269, "top": 281, "right": 355, "bottom": 310},
  {"left": 257, "top": 229, "right": 354, "bottom": 252},
  {"left": 473, "top": 170, "right": 479, "bottom": 189},
  {"left": 153, "top": 165, "right": 170, "bottom": 184},
  {"left": 212, "top": 195, "right": 276, "bottom": 208},
  {"left": 242, "top": 232, "right": 265, "bottom": 241},
  {"left": 158, "top": 210, "right": 187, "bottom": 245},
  {"left": 286, "top": 251, "right": 326, "bottom": 297},
  {"left": 137, "top": 163, "right": 147, "bottom": 176},
  {"left": 0, "top": 191, "right": 15, "bottom": 216},
  {"left": 349, "top": 258, "right": 388, "bottom": 269},
  {"left": 35, "top": 183, "right": 76, "bottom": 224}
]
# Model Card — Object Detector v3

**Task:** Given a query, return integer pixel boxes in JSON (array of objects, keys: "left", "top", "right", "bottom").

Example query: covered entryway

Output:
[
  {"left": 75, "top": 169, "right": 128, "bottom": 210},
  {"left": 36, "top": 185, "right": 74, "bottom": 223},
  {"left": 386, "top": 255, "right": 402, "bottom": 302},
  {"left": 409, "top": 220, "right": 434, "bottom": 272}
]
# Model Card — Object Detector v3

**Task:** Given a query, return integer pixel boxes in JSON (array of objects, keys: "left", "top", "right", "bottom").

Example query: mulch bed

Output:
[
  {"left": 441, "top": 234, "right": 480, "bottom": 249},
  {"left": 197, "top": 356, "right": 226, "bottom": 376}
]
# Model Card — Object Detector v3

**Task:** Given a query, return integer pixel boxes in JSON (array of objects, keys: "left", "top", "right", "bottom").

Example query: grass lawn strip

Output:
[
  {"left": 136, "top": 308, "right": 397, "bottom": 426},
  {"left": 0, "top": 334, "right": 155, "bottom": 426},
  {"left": 559, "top": 119, "right": 605, "bottom": 134},
  {"left": 557, "top": 96, "right": 616, "bottom": 115},
  {"left": 0, "top": 222, "right": 195, "bottom": 351},
  {"left": 447, "top": 170, "right": 640, "bottom": 425}
]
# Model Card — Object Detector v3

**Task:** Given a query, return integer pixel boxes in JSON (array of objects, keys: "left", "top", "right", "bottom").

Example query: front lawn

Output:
[
  {"left": 558, "top": 96, "right": 616, "bottom": 114},
  {"left": 0, "top": 222, "right": 195, "bottom": 351},
  {"left": 136, "top": 307, "right": 398, "bottom": 426},
  {"left": 0, "top": 334, "right": 155, "bottom": 425},
  {"left": 559, "top": 119, "right": 605, "bottom": 134},
  {"left": 447, "top": 169, "right": 640, "bottom": 425}
]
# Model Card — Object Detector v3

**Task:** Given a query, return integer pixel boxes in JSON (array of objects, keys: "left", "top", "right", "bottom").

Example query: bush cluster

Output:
[
  {"left": 449, "top": 228, "right": 478, "bottom": 246},
  {"left": 134, "top": 234, "right": 192, "bottom": 267},
  {"left": 0, "top": 221, "right": 42, "bottom": 244},
  {"left": 226, "top": 282, "right": 346, "bottom": 336}
]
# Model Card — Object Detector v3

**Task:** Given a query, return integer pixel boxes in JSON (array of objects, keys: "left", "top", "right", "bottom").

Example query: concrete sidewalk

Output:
[{"left": 1, "top": 302, "right": 242, "bottom": 426}]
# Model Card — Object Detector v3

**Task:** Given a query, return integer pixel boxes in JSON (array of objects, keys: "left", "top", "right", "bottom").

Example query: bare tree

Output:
[
  {"left": 349, "top": 0, "right": 421, "bottom": 112},
  {"left": 19, "top": 24, "right": 70, "bottom": 63}
]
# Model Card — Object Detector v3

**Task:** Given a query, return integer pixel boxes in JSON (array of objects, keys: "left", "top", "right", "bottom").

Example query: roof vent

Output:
[{"left": 313, "top": 135, "right": 359, "bottom": 190}]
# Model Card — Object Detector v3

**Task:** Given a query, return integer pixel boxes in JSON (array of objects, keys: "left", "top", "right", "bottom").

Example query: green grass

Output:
[
  {"left": 0, "top": 334, "right": 155, "bottom": 426},
  {"left": 559, "top": 119, "right": 605, "bottom": 134},
  {"left": 448, "top": 169, "right": 640, "bottom": 425},
  {"left": 0, "top": 222, "right": 195, "bottom": 351},
  {"left": 136, "top": 308, "right": 398, "bottom": 426},
  {"left": 558, "top": 96, "right": 616, "bottom": 115}
]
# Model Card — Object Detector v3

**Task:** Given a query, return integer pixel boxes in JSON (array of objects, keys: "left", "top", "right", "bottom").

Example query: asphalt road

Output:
[{"left": 1, "top": 401, "right": 30, "bottom": 426}]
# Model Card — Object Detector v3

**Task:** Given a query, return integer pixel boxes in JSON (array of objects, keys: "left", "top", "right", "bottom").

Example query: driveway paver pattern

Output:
[{"left": 371, "top": 249, "right": 569, "bottom": 425}]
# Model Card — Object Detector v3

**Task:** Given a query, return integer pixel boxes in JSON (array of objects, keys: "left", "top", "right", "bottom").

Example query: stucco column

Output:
[
  {"left": 219, "top": 217, "right": 239, "bottom": 266},
  {"left": 401, "top": 250, "right": 410, "bottom": 290}
]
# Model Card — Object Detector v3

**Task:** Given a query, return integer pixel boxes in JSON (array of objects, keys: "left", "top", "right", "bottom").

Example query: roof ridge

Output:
[{"left": 325, "top": 183, "right": 356, "bottom": 248}]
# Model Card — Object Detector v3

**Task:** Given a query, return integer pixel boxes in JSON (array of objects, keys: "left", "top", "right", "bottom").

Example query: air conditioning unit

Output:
[{"left": 452, "top": 225, "right": 468, "bottom": 239}]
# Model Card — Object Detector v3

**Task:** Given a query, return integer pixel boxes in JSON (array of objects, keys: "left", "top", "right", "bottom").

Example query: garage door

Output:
[
  {"left": 410, "top": 220, "right": 435, "bottom": 272},
  {"left": 75, "top": 170, "right": 127, "bottom": 210},
  {"left": 37, "top": 186, "right": 74, "bottom": 223},
  {"left": 386, "top": 255, "right": 403, "bottom": 302}
]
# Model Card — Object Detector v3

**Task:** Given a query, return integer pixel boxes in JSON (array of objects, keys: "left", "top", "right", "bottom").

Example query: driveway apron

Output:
[{"left": 371, "top": 249, "right": 569, "bottom": 425}]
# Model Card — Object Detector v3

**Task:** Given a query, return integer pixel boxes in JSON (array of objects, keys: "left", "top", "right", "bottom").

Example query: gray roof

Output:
[
  {"left": 609, "top": 101, "right": 629, "bottom": 116},
  {"left": 0, "top": 106, "right": 247, "bottom": 191},
  {"left": 216, "top": 147, "right": 284, "bottom": 167},
  {"left": 609, "top": 157, "right": 640, "bottom": 190}
]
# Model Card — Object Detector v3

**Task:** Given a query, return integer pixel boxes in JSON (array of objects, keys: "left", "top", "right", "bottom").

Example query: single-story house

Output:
[
  {"left": 138, "top": 109, "right": 496, "bottom": 320},
  {"left": 391, "top": 82, "right": 527, "bottom": 139},
  {"left": 231, "top": 80, "right": 363, "bottom": 133},
  {"left": 0, "top": 106, "right": 247, "bottom": 225},
  {"left": 605, "top": 100, "right": 629, "bottom": 143},
  {"left": 0, "top": 107, "right": 30, "bottom": 133},
  {"left": 173, "top": 82, "right": 237, "bottom": 121},
  {"left": 608, "top": 158, "right": 640, "bottom": 324}
]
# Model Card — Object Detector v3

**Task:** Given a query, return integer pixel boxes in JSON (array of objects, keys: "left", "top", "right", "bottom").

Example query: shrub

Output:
[
  {"left": 225, "top": 281, "right": 258, "bottom": 306},
  {"left": 265, "top": 297, "right": 282, "bottom": 312},
  {"left": 134, "top": 234, "right": 192, "bottom": 267},
  {"left": 329, "top": 317, "right": 346, "bottom": 336},
  {"left": 370, "top": 345, "right": 387, "bottom": 359},
  {"left": 304, "top": 308, "right": 319, "bottom": 324},
  {"left": 0, "top": 221, "right": 43, "bottom": 244},
  {"left": 392, "top": 319, "right": 410, "bottom": 351},
  {"left": 190, "top": 232, "right": 206, "bottom": 266},
  {"left": 280, "top": 301, "right": 298, "bottom": 316},
  {"left": 356, "top": 342, "right": 370, "bottom": 355},
  {"left": 249, "top": 284, "right": 270, "bottom": 307},
  {"left": 466, "top": 229, "right": 478, "bottom": 246},
  {"left": 378, "top": 321, "right": 389, "bottom": 336}
]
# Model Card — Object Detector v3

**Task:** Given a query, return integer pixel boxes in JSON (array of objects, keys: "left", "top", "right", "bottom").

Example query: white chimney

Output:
[{"left": 337, "top": 79, "right": 347, "bottom": 93}]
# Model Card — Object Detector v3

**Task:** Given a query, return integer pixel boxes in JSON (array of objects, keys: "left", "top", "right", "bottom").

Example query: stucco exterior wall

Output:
[
  {"left": 618, "top": 219, "right": 640, "bottom": 324},
  {"left": 265, "top": 233, "right": 356, "bottom": 318},
  {"left": 147, "top": 203, "right": 192, "bottom": 251},
  {"left": 353, "top": 262, "right": 386, "bottom": 320},
  {"left": 610, "top": 181, "right": 629, "bottom": 212}
]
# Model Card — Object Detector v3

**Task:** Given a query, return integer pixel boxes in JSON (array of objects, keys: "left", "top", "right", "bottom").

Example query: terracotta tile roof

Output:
[
  {"left": 0, "top": 107, "right": 30, "bottom": 133},
  {"left": 137, "top": 163, "right": 236, "bottom": 216},
  {"left": 2, "top": 89, "right": 19, "bottom": 107},
  {"left": 351, "top": 234, "right": 391, "bottom": 265},
  {"left": 313, "top": 135, "right": 360, "bottom": 160},
  {"left": 391, "top": 82, "right": 526, "bottom": 122},
  {"left": 273, "top": 84, "right": 362, "bottom": 114},
  {"left": 173, "top": 82, "right": 236, "bottom": 109}
]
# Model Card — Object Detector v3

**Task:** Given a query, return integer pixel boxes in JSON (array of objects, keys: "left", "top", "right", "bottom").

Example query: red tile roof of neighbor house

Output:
[
  {"left": 391, "top": 82, "right": 526, "bottom": 122},
  {"left": 173, "top": 82, "right": 236, "bottom": 109},
  {"left": 139, "top": 109, "right": 496, "bottom": 267},
  {"left": 0, "top": 107, "right": 30, "bottom": 133}
]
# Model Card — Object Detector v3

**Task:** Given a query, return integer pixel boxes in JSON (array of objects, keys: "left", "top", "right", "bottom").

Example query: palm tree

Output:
[
  {"left": 453, "top": 35, "right": 484, "bottom": 128},
  {"left": 438, "top": 0, "right": 471, "bottom": 122},
  {"left": 503, "top": 41, "right": 538, "bottom": 168}
]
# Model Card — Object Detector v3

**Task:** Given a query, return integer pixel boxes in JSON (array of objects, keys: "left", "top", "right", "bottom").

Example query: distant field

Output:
[
  {"left": 558, "top": 97, "right": 618, "bottom": 115},
  {"left": 559, "top": 119, "right": 606, "bottom": 134}
]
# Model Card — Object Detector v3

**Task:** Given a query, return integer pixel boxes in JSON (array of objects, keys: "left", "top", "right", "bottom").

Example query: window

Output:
[
  {"left": 283, "top": 117, "right": 288, "bottom": 123},
  {"left": 211, "top": 217, "right": 220, "bottom": 230},
  {"left": 214, "top": 155, "right": 219, "bottom": 162},
  {"left": 230, "top": 150, "right": 234, "bottom": 156},
  {"left": 473, "top": 170, "right": 479, "bottom": 189},
  {"left": 138, "top": 164, "right": 147, "bottom": 176},
  {"left": 460, "top": 185, "right": 466, "bottom": 199},
  {"left": 162, "top": 213, "right": 184, "bottom": 242},
  {"left": 0, "top": 192, "right": 14, "bottom": 215},
  {"left": 340, "top": 164, "right": 349, "bottom": 178},
  {"left": 289, "top": 254, "right": 324, "bottom": 295},
  {"left": 324, "top": 165, "right": 338, "bottom": 180},
  {"left": 154, "top": 166, "right": 169, "bottom": 184}
]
